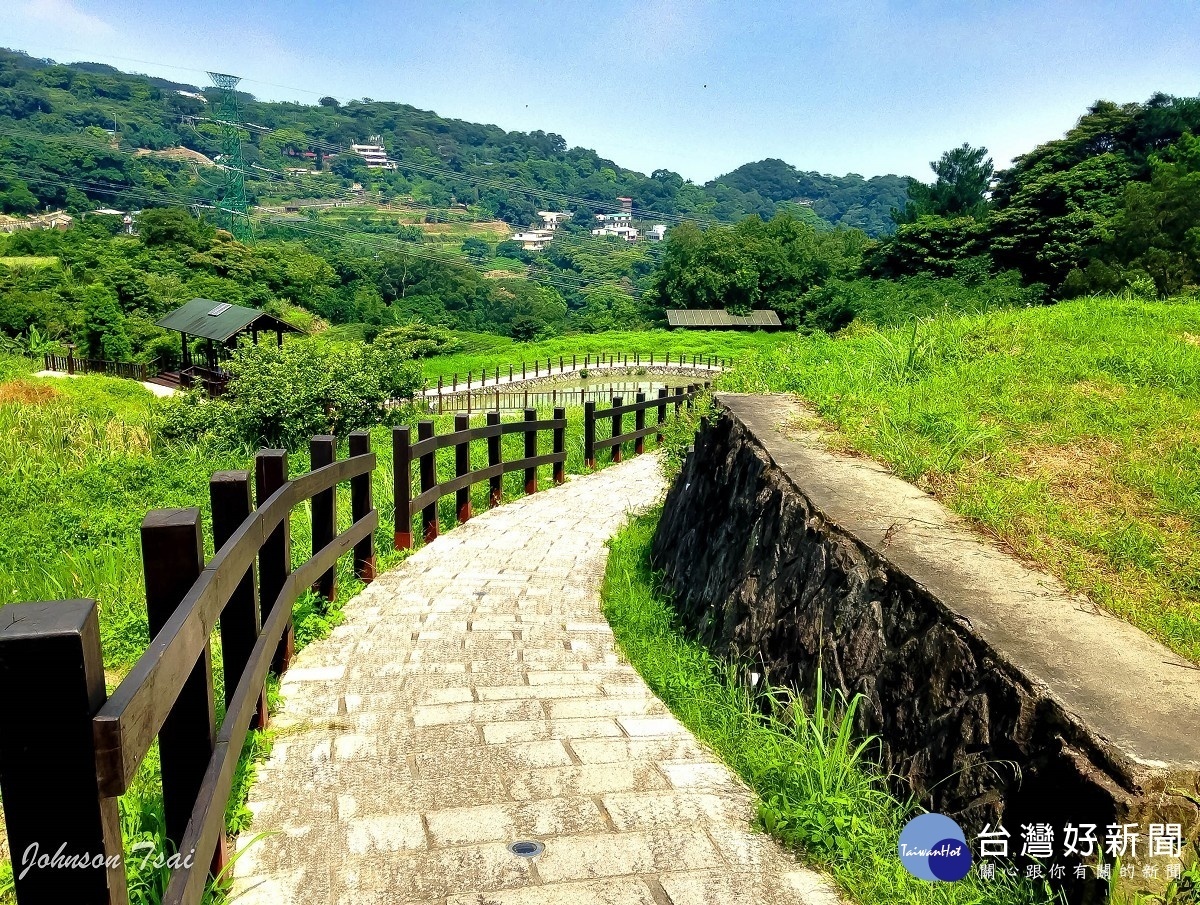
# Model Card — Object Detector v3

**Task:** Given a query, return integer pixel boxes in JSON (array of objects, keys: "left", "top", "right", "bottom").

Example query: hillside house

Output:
[
  {"left": 512, "top": 230, "right": 554, "bottom": 251},
  {"left": 537, "top": 211, "right": 571, "bottom": 229},
  {"left": 595, "top": 211, "right": 633, "bottom": 226},
  {"left": 351, "top": 143, "right": 397, "bottom": 170},
  {"left": 646, "top": 224, "right": 667, "bottom": 242},
  {"left": 591, "top": 224, "right": 639, "bottom": 241}
]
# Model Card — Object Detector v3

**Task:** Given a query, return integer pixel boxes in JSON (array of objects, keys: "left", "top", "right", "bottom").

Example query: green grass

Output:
[
  {"left": 0, "top": 256, "right": 59, "bottom": 269},
  {"left": 601, "top": 508, "right": 1059, "bottom": 905},
  {"left": 719, "top": 295, "right": 1200, "bottom": 665}
]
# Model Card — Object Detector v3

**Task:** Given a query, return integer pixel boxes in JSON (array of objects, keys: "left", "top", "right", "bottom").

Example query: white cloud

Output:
[{"left": 7, "top": 0, "right": 115, "bottom": 38}]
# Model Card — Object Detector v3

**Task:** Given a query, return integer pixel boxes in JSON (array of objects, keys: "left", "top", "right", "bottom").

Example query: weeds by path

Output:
[{"left": 601, "top": 508, "right": 1060, "bottom": 905}]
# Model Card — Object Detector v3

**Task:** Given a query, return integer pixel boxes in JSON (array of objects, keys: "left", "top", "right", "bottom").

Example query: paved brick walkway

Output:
[{"left": 233, "top": 455, "right": 840, "bottom": 905}]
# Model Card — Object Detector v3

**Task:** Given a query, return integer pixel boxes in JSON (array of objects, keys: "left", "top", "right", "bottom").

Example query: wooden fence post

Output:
[
  {"left": 584, "top": 401, "right": 596, "bottom": 469},
  {"left": 454, "top": 413, "right": 471, "bottom": 523},
  {"left": 210, "top": 471, "right": 266, "bottom": 731},
  {"left": 523, "top": 408, "right": 538, "bottom": 494},
  {"left": 611, "top": 396, "right": 624, "bottom": 463},
  {"left": 418, "top": 420, "right": 438, "bottom": 543},
  {"left": 634, "top": 392, "right": 646, "bottom": 455},
  {"left": 453, "top": 372, "right": 458, "bottom": 391},
  {"left": 656, "top": 387, "right": 669, "bottom": 443},
  {"left": 393, "top": 426, "right": 413, "bottom": 550},
  {"left": 0, "top": 599, "right": 127, "bottom": 905},
  {"left": 487, "top": 411, "right": 502, "bottom": 507},
  {"left": 310, "top": 435, "right": 337, "bottom": 603},
  {"left": 553, "top": 406, "right": 566, "bottom": 484},
  {"left": 141, "top": 508, "right": 227, "bottom": 878},
  {"left": 349, "top": 431, "right": 375, "bottom": 581},
  {"left": 522, "top": 362, "right": 526, "bottom": 379},
  {"left": 687, "top": 384, "right": 697, "bottom": 410},
  {"left": 255, "top": 449, "right": 293, "bottom": 674},
  {"left": 674, "top": 386, "right": 684, "bottom": 415}
]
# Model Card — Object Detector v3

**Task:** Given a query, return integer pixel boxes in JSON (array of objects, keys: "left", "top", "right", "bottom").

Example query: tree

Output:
[
  {"left": 137, "top": 207, "right": 211, "bottom": 248},
  {"left": 318, "top": 96, "right": 340, "bottom": 108},
  {"left": 898, "top": 144, "right": 994, "bottom": 222},
  {"left": 79, "top": 282, "right": 132, "bottom": 360},
  {"left": 462, "top": 236, "right": 491, "bottom": 262}
]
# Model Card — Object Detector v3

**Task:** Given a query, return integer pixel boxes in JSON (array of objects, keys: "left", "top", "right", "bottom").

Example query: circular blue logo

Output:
[{"left": 898, "top": 813, "right": 972, "bottom": 882}]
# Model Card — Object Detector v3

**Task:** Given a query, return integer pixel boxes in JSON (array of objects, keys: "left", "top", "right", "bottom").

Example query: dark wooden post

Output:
[
  {"left": 255, "top": 449, "right": 293, "bottom": 674},
  {"left": 584, "top": 400, "right": 596, "bottom": 468},
  {"left": 393, "top": 426, "right": 413, "bottom": 550},
  {"left": 559, "top": 355, "right": 564, "bottom": 372},
  {"left": 210, "top": 471, "right": 266, "bottom": 731},
  {"left": 634, "top": 392, "right": 646, "bottom": 455},
  {"left": 509, "top": 364, "right": 514, "bottom": 381},
  {"left": 656, "top": 387, "right": 669, "bottom": 442},
  {"left": 349, "top": 431, "right": 375, "bottom": 581},
  {"left": 418, "top": 420, "right": 438, "bottom": 543},
  {"left": 487, "top": 411, "right": 502, "bottom": 507},
  {"left": 522, "top": 361, "right": 526, "bottom": 379},
  {"left": 310, "top": 435, "right": 337, "bottom": 603},
  {"left": 454, "top": 413, "right": 471, "bottom": 523},
  {"left": 523, "top": 408, "right": 538, "bottom": 494},
  {"left": 0, "top": 599, "right": 127, "bottom": 905},
  {"left": 687, "top": 384, "right": 697, "bottom": 409},
  {"left": 141, "top": 508, "right": 227, "bottom": 878},
  {"left": 67, "top": 354, "right": 76, "bottom": 375},
  {"left": 453, "top": 372, "right": 458, "bottom": 391},
  {"left": 611, "top": 396, "right": 624, "bottom": 463},
  {"left": 535, "top": 359, "right": 539, "bottom": 377},
  {"left": 553, "top": 406, "right": 566, "bottom": 484},
  {"left": 674, "top": 385, "right": 684, "bottom": 415}
]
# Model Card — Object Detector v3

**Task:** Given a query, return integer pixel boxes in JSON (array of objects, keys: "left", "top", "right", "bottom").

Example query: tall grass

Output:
[
  {"left": 601, "top": 508, "right": 1060, "bottom": 905},
  {"left": 720, "top": 296, "right": 1200, "bottom": 665}
]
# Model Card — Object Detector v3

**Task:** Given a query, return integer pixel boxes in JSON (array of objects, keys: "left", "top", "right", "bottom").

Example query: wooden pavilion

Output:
[{"left": 155, "top": 298, "right": 301, "bottom": 394}]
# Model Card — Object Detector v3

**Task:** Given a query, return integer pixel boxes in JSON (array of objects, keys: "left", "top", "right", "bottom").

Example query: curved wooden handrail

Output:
[
  {"left": 161, "top": 512, "right": 377, "bottom": 905},
  {"left": 408, "top": 451, "right": 566, "bottom": 513},
  {"left": 408, "top": 416, "right": 566, "bottom": 459},
  {"left": 93, "top": 452, "right": 376, "bottom": 795}
]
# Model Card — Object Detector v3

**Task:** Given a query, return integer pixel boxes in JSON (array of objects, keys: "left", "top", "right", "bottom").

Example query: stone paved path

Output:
[{"left": 233, "top": 455, "right": 840, "bottom": 905}]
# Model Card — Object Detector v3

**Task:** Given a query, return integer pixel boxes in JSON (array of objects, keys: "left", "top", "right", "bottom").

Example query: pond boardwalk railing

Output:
[{"left": 0, "top": 384, "right": 702, "bottom": 905}]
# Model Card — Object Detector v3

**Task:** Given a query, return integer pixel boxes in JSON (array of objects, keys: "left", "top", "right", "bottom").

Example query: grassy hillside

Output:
[{"left": 721, "top": 294, "right": 1200, "bottom": 664}]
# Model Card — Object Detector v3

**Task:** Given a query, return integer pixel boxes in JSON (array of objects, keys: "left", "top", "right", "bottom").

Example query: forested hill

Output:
[
  {"left": 710, "top": 159, "right": 908, "bottom": 236},
  {"left": 0, "top": 47, "right": 910, "bottom": 235}
]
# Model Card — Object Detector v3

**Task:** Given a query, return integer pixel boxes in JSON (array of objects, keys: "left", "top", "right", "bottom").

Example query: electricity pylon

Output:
[{"left": 207, "top": 71, "right": 252, "bottom": 240}]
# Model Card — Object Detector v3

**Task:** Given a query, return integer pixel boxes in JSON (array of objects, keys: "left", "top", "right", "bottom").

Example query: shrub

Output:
[{"left": 159, "top": 337, "right": 421, "bottom": 448}]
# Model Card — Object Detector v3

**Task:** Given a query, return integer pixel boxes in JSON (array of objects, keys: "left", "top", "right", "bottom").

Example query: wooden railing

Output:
[
  {"left": 392, "top": 408, "right": 568, "bottom": 549},
  {"left": 425, "top": 350, "right": 727, "bottom": 398},
  {"left": 43, "top": 352, "right": 158, "bottom": 382},
  {"left": 432, "top": 382, "right": 702, "bottom": 414},
  {"left": 585, "top": 384, "right": 698, "bottom": 468},
  {"left": 0, "top": 433, "right": 378, "bottom": 905},
  {"left": 0, "top": 385, "right": 706, "bottom": 904}
]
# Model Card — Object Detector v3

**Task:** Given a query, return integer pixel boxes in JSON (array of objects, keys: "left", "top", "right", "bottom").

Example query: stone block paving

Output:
[{"left": 234, "top": 454, "right": 841, "bottom": 905}]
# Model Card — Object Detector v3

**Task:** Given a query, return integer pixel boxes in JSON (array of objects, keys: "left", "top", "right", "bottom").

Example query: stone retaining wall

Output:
[{"left": 651, "top": 394, "right": 1200, "bottom": 901}]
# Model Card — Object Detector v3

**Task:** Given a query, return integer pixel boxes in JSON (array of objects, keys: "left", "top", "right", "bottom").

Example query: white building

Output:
[
  {"left": 591, "top": 225, "right": 639, "bottom": 241},
  {"left": 176, "top": 90, "right": 208, "bottom": 103},
  {"left": 537, "top": 211, "right": 571, "bottom": 230},
  {"left": 351, "top": 143, "right": 397, "bottom": 170},
  {"left": 595, "top": 211, "right": 633, "bottom": 226},
  {"left": 646, "top": 224, "right": 667, "bottom": 242},
  {"left": 511, "top": 230, "right": 554, "bottom": 251}
]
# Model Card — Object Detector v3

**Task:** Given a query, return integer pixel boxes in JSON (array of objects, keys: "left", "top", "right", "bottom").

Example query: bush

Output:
[
  {"left": 159, "top": 337, "right": 422, "bottom": 448},
  {"left": 373, "top": 322, "right": 463, "bottom": 359}
]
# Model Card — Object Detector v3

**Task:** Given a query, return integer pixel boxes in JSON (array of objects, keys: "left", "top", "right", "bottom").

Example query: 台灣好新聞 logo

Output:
[{"left": 899, "top": 813, "right": 973, "bottom": 882}]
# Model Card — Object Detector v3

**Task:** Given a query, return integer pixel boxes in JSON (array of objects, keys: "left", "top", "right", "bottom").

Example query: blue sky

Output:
[{"left": 2, "top": 0, "right": 1198, "bottom": 182}]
